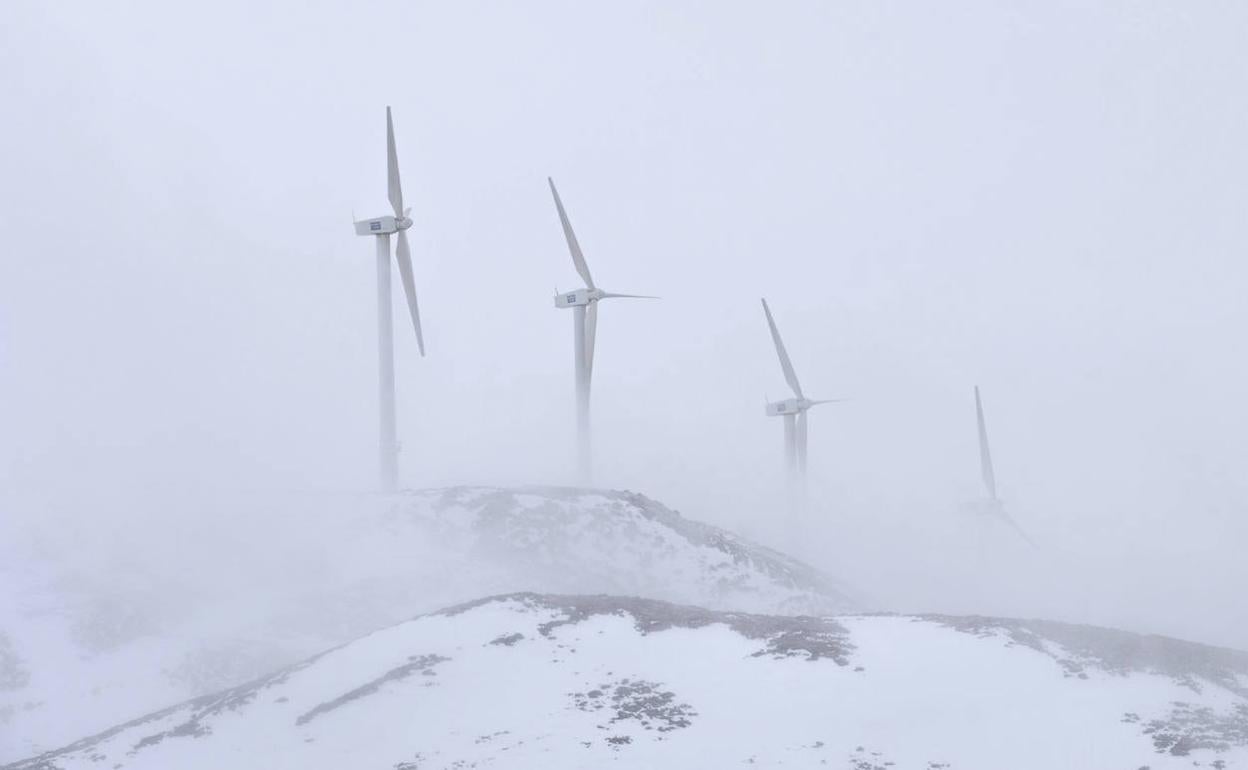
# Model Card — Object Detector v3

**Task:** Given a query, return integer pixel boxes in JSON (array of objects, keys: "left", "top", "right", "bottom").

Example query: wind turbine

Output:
[
  {"left": 548, "top": 177, "right": 654, "bottom": 483},
  {"left": 352, "top": 106, "right": 425, "bottom": 493},
  {"left": 973, "top": 386, "right": 1035, "bottom": 546},
  {"left": 761, "top": 299, "right": 840, "bottom": 482}
]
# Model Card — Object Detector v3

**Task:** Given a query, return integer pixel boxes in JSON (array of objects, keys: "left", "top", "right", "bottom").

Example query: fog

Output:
[{"left": 3, "top": 0, "right": 1248, "bottom": 671}]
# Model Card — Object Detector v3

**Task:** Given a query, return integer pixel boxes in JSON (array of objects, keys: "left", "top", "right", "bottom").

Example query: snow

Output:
[
  {"left": 7, "top": 487, "right": 1247, "bottom": 767},
  {"left": 0, "top": 486, "right": 856, "bottom": 760},
  {"left": 9, "top": 593, "right": 1248, "bottom": 769}
]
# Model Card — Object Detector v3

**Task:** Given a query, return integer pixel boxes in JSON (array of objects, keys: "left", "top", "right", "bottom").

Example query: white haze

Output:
[{"left": 2, "top": 0, "right": 1247, "bottom": 664}]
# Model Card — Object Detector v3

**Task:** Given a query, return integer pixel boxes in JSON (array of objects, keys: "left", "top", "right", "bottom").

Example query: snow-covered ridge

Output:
[
  {"left": 404, "top": 486, "right": 860, "bottom": 615},
  {"left": 0, "top": 486, "right": 858, "bottom": 760},
  {"left": 438, "top": 592, "right": 855, "bottom": 663},
  {"left": 10, "top": 593, "right": 1248, "bottom": 769}
]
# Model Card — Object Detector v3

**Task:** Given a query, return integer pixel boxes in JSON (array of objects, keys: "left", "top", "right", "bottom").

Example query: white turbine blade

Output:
[
  {"left": 548, "top": 177, "right": 594, "bottom": 289},
  {"left": 987, "top": 498, "right": 1037, "bottom": 549},
  {"left": 599, "top": 292, "right": 659, "bottom": 300},
  {"left": 807, "top": 398, "right": 847, "bottom": 407},
  {"left": 386, "top": 106, "right": 404, "bottom": 218},
  {"left": 975, "top": 386, "right": 997, "bottom": 499},
  {"left": 394, "top": 230, "right": 425, "bottom": 357},
  {"left": 761, "top": 298, "right": 803, "bottom": 398},
  {"left": 1000, "top": 509, "right": 1038, "bottom": 548},
  {"left": 584, "top": 301, "right": 598, "bottom": 376}
]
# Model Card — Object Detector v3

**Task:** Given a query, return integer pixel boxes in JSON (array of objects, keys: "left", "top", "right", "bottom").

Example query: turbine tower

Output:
[
  {"left": 973, "top": 386, "right": 1035, "bottom": 546},
  {"left": 548, "top": 177, "right": 654, "bottom": 483},
  {"left": 353, "top": 107, "right": 425, "bottom": 493},
  {"left": 761, "top": 299, "right": 840, "bottom": 482}
]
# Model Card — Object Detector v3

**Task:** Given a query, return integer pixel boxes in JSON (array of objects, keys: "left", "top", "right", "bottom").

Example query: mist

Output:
[{"left": 3, "top": 0, "right": 1248, "bottom": 692}]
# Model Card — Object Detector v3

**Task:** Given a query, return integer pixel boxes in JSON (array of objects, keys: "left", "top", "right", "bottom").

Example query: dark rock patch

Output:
[
  {"left": 473, "top": 731, "right": 508, "bottom": 745},
  {"left": 572, "top": 677, "right": 696, "bottom": 732},
  {"left": 925, "top": 615, "right": 1248, "bottom": 698},
  {"left": 3, "top": 645, "right": 338, "bottom": 769},
  {"left": 849, "top": 746, "right": 895, "bottom": 769},
  {"left": 296, "top": 654, "right": 449, "bottom": 726},
  {"left": 1143, "top": 702, "right": 1248, "bottom": 755},
  {"left": 444, "top": 593, "right": 854, "bottom": 665}
]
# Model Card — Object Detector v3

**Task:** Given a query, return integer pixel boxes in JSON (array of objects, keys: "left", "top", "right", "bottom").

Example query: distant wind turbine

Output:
[
  {"left": 548, "top": 178, "right": 655, "bottom": 483},
  {"left": 761, "top": 299, "right": 841, "bottom": 482},
  {"left": 974, "top": 385, "right": 998, "bottom": 501},
  {"left": 352, "top": 107, "right": 426, "bottom": 493},
  {"left": 973, "top": 386, "right": 1035, "bottom": 546}
]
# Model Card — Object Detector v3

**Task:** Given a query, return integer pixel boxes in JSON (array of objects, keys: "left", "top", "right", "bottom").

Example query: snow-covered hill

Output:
[
  {"left": 374, "top": 487, "right": 859, "bottom": 616},
  {"left": 0, "top": 487, "right": 858, "bottom": 760},
  {"left": 10, "top": 592, "right": 1248, "bottom": 769}
]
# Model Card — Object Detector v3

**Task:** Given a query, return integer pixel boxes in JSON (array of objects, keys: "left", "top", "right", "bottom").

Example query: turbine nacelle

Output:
[
  {"left": 554, "top": 287, "right": 596, "bottom": 308},
  {"left": 354, "top": 214, "right": 413, "bottom": 237},
  {"left": 764, "top": 397, "right": 836, "bottom": 416},
  {"left": 554, "top": 287, "right": 653, "bottom": 308},
  {"left": 765, "top": 398, "right": 805, "bottom": 416}
]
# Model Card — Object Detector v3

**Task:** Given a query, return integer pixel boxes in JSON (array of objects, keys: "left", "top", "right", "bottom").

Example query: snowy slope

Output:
[
  {"left": 371, "top": 486, "right": 859, "bottom": 616},
  {"left": 10, "top": 592, "right": 1248, "bottom": 770},
  {"left": 0, "top": 487, "right": 858, "bottom": 760}
]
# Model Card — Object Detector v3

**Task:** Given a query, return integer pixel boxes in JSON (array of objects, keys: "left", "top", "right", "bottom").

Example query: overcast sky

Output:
[{"left": 3, "top": 1, "right": 1247, "bottom": 648}]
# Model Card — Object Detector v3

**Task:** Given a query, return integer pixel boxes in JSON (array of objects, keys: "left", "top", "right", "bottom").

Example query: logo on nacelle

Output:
[{"left": 370, "top": 221, "right": 381, "bottom": 231}]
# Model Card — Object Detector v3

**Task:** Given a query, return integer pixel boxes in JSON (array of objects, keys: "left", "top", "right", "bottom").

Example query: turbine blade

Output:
[
  {"left": 991, "top": 501, "right": 1038, "bottom": 549},
  {"left": 395, "top": 230, "right": 425, "bottom": 356},
  {"left": 975, "top": 386, "right": 997, "bottom": 499},
  {"left": 1002, "top": 512, "right": 1038, "bottom": 548},
  {"left": 584, "top": 301, "right": 598, "bottom": 376},
  {"left": 598, "top": 292, "right": 659, "bottom": 300},
  {"left": 807, "top": 398, "right": 847, "bottom": 407},
  {"left": 386, "top": 106, "right": 403, "bottom": 218},
  {"left": 761, "top": 298, "right": 803, "bottom": 398},
  {"left": 548, "top": 177, "right": 594, "bottom": 289}
]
